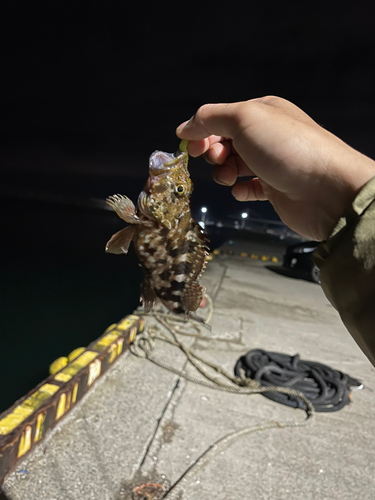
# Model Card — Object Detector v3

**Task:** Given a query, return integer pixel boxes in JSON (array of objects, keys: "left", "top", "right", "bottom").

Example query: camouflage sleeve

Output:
[{"left": 313, "top": 176, "right": 375, "bottom": 367}]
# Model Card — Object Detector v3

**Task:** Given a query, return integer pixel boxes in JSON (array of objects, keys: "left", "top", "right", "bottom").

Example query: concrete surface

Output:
[{"left": 3, "top": 248, "right": 375, "bottom": 500}]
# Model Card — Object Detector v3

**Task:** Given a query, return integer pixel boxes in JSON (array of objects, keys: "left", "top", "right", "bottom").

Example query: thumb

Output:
[{"left": 176, "top": 102, "right": 243, "bottom": 141}]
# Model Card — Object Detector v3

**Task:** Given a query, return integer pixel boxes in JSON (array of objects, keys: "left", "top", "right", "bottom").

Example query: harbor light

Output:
[
  {"left": 241, "top": 212, "right": 248, "bottom": 229},
  {"left": 200, "top": 206, "right": 208, "bottom": 225}
]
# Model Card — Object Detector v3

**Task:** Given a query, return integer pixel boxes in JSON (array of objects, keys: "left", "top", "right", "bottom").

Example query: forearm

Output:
[{"left": 313, "top": 176, "right": 375, "bottom": 366}]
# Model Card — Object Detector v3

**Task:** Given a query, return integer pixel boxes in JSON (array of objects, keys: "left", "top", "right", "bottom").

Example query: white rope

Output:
[{"left": 130, "top": 303, "right": 315, "bottom": 499}]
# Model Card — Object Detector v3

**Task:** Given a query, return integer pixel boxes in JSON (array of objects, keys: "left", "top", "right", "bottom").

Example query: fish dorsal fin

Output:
[{"left": 106, "top": 194, "right": 141, "bottom": 224}]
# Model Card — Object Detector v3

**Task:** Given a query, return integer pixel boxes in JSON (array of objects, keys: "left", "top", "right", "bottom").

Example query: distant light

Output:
[
  {"left": 201, "top": 207, "right": 208, "bottom": 213},
  {"left": 198, "top": 221, "right": 205, "bottom": 229},
  {"left": 241, "top": 212, "right": 248, "bottom": 219}
]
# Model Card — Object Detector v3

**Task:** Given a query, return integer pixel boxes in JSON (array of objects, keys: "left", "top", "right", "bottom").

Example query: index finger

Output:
[
  {"left": 176, "top": 102, "right": 243, "bottom": 141},
  {"left": 186, "top": 135, "right": 225, "bottom": 157}
]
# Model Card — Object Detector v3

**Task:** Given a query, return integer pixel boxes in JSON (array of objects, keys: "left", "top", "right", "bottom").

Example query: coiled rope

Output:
[{"left": 234, "top": 349, "right": 362, "bottom": 412}]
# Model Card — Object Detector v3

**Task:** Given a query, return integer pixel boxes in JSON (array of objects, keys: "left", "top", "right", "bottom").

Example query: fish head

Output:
[{"left": 138, "top": 149, "right": 193, "bottom": 229}]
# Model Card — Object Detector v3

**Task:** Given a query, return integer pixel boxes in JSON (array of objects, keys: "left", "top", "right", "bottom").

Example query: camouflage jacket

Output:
[{"left": 313, "top": 176, "right": 375, "bottom": 366}]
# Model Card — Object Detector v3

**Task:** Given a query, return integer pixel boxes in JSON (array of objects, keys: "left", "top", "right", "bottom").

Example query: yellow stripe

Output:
[
  {"left": 129, "top": 326, "right": 137, "bottom": 343},
  {"left": 117, "top": 338, "right": 124, "bottom": 356},
  {"left": 72, "top": 383, "right": 79, "bottom": 404},
  {"left": 103, "top": 323, "right": 117, "bottom": 334},
  {"left": 107, "top": 343, "right": 117, "bottom": 364},
  {"left": 56, "top": 393, "right": 66, "bottom": 420},
  {"left": 34, "top": 413, "right": 46, "bottom": 442},
  {"left": 116, "top": 315, "right": 139, "bottom": 331},
  {"left": 54, "top": 351, "right": 98, "bottom": 383},
  {"left": 94, "top": 315, "right": 140, "bottom": 351},
  {"left": 93, "top": 330, "right": 122, "bottom": 351},
  {"left": 18, "top": 425, "right": 32, "bottom": 457},
  {"left": 68, "top": 347, "right": 85, "bottom": 362},
  {"left": 49, "top": 356, "right": 68, "bottom": 375},
  {"left": 0, "top": 383, "right": 60, "bottom": 435}
]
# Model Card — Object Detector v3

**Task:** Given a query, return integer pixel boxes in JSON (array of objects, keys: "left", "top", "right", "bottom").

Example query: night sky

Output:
[{"left": 2, "top": 1, "right": 375, "bottom": 219}]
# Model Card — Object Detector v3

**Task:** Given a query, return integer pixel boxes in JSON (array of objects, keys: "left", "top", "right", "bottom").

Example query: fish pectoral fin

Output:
[
  {"left": 140, "top": 277, "right": 156, "bottom": 312},
  {"left": 106, "top": 194, "right": 141, "bottom": 224},
  {"left": 105, "top": 226, "right": 136, "bottom": 254},
  {"left": 181, "top": 282, "right": 206, "bottom": 312}
]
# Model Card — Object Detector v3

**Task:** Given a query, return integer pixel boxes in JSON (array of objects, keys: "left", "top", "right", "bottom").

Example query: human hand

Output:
[{"left": 176, "top": 96, "right": 375, "bottom": 240}]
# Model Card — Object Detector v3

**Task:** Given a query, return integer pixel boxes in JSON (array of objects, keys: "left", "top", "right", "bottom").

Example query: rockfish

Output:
[{"left": 105, "top": 147, "right": 209, "bottom": 314}]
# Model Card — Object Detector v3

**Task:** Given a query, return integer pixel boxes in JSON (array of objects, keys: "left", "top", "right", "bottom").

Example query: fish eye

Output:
[{"left": 176, "top": 185, "right": 185, "bottom": 194}]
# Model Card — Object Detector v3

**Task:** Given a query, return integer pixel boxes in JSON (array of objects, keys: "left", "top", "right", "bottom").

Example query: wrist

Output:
[{"left": 324, "top": 145, "right": 375, "bottom": 239}]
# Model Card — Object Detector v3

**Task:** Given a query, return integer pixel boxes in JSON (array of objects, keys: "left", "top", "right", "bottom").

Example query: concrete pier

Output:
[{"left": 3, "top": 247, "right": 375, "bottom": 499}]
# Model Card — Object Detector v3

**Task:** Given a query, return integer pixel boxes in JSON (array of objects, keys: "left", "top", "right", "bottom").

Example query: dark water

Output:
[
  {"left": 0, "top": 163, "right": 226, "bottom": 413},
  {"left": 0, "top": 193, "right": 229, "bottom": 413},
  {"left": 0, "top": 197, "right": 142, "bottom": 413}
]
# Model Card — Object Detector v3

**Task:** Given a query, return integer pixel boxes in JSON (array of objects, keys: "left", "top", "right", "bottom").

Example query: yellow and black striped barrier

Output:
[
  {"left": 0, "top": 314, "right": 144, "bottom": 485},
  {"left": 209, "top": 249, "right": 279, "bottom": 263}
]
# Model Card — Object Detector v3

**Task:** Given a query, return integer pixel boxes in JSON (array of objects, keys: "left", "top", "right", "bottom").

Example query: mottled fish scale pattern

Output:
[
  {"left": 135, "top": 220, "right": 208, "bottom": 313},
  {"left": 105, "top": 148, "right": 210, "bottom": 314}
]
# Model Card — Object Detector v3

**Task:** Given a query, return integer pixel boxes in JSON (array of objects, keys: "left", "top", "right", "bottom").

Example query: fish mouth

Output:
[
  {"left": 138, "top": 148, "right": 189, "bottom": 222},
  {"left": 149, "top": 149, "right": 187, "bottom": 176}
]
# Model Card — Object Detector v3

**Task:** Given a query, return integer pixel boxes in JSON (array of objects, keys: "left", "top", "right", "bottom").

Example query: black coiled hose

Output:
[{"left": 234, "top": 349, "right": 362, "bottom": 412}]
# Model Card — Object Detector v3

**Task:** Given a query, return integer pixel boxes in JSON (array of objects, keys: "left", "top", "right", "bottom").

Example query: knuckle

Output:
[
  {"left": 191, "top": 104, "right": 216, "bottom": 134},
  {"left": 194, "top": 103, "right": 215, "bottom": 121},
  {"left": 256, "top": 95, "right": 281, "bottom": 107}
]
